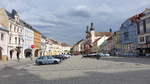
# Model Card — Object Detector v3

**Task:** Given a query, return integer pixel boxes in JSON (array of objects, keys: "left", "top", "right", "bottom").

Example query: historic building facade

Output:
[
  {"left": 112, "top": 31, "right": 121, "bottom": 56},
  {"left": 33, "top": 30, "right": 41, "bottom": 57},
  {"left": 83, "top": 23, "right": 113, "bottom": 54},
  {"left": 0, "top": 8, "right": 24, "bottom": 60},
  {"left": 41, "top": 35, "right": 47, "bottom": 56},
  {"left": 22, "top": 23, "right": 34, "bottom": 58},
  {"left": 0, "top": 25, "right": 9, "bottom": 61},
  {"left": 137, "top": 8, "right": 150, "bottom": 56}
]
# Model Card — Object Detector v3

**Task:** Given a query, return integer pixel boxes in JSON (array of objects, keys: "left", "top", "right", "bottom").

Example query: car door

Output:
[
  {"left": 43, "top": 56, "right": 48, "bottom": 64},
  {"left": 47, "top": 56, "right": 53, "bottom": 64}
]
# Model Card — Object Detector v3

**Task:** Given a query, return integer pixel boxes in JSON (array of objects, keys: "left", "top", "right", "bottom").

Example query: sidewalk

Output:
[{"left": 0, "top": 58, "right": 36, "bottom": 70}]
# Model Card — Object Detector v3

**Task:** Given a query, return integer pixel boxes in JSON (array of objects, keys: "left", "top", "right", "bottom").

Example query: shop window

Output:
[
  {"left": 140, "top": 37, "right": 145, "bottom": 42},
  {"left": 146, "top": 35, "right": 150, "bottom": 43}
]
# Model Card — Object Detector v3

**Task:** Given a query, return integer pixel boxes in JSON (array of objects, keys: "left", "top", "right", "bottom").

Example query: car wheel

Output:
[
  {"left": 39, "top": 62, "right": 43, "bottom": 65},
  {"left": 54, "top": 61, "right": 58, "bottom": 64}
]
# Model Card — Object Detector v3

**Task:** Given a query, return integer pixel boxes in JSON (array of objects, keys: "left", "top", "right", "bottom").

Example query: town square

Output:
[{"left": 0, "top": 0, "right": 150, "bottom": 84}]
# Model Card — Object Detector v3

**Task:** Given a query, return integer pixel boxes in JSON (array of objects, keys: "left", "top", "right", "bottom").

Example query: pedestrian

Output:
[
  {"left": 96, "top": 54, "right": 100, "bottom": 60},
  {"left": 30, "top": 53, "right": 33, "bottom": 61},
  {"left": 17, "top": 52, "right": 20, "bottom": 62}
]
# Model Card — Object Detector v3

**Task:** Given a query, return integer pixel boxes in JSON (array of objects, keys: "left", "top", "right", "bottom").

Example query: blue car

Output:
[{"left": 35, "top": 56, "right": 61, "bottom": 65}]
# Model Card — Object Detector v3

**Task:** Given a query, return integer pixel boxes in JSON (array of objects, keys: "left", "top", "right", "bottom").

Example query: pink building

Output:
[{"left": 0, "top": 25, "right": 9, "bottom": 61}]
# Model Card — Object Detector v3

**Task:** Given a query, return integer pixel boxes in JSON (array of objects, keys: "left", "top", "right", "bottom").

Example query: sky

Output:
[{"left": 0, "top": 0, "right": 150, "bottom": 45}]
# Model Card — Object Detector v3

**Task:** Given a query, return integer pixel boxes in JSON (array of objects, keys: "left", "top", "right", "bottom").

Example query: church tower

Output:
[
  {"left": 90, "top": 23, "right": 95, "bottom": 43},
  {"left": 86, "top": 25, "right": 89, "bottom": 39}
]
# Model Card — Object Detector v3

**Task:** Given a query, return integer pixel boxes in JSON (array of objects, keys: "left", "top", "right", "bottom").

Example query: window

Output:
[
  {"left": 19, "top": 38, "right": 21, "bottom": 44},
  {"left": 124, "top": 32, "right": 129, "bottom": 40},
  {"left": 15, "top": 37, "right": 17, "bottom": 44},
  {"left": 146, "top": 18, "right": 150, "bottom": 32},
  {"left": 9, "top": 37, "right": 11, "bottom": 43},
  {"left": 146, "top": 35, "right": 150, "bottom": 43},
  {"left": 139, "top": 21, "right": 144, "bottom": 34},
  {"left": 1, "top": 33, "right": 4, "bottom": 41},
  {"left": 140, "top": 37, "right": 144, "bottom": 42},
  {"left": 9, "top": 24, "right": 12, "bottom": 31},
  {"left": 14, "top": 26, "right": 16, "bottom": 32},
  {"left": 17, "top": 27, "right": 19, "bottom": 32}
]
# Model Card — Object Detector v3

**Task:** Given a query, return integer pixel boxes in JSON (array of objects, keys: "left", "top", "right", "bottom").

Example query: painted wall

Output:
[{"left": 0, "top": 27, "right": 9, "bottom": 58}]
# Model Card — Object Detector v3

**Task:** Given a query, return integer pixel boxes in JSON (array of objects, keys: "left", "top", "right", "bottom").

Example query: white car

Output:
[
  {"left": 61, "top": 54, "right": 71, "bottom": 59},
  {"left": 103, "top": 53, "right": 110, "bottom": 56},
  {"left": 98, "top": 53, "right": 110, "bottom": 56},
  {"left": 98, "top": 53, "right": 104, "bottom": 56},
  {"left": 35, "top": 56, "right": 61, "bottom": 65}
]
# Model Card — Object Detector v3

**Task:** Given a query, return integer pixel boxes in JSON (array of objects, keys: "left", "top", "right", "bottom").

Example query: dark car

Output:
[
  {"left": 52, "top": 55, "right": 65, "bottom": 61},
  {"left": 82, "top": 53, "right": 101, "bottom": 59}
]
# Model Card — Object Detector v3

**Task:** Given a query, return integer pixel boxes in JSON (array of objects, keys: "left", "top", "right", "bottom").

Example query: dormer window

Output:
[{"left": 15, "top": 15, "right": 19, "bottom": 22}]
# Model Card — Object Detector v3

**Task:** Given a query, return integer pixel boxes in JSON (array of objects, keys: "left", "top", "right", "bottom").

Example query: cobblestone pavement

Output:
[{"left": 0, "top": 56, "right": 150, "bottom": 84}]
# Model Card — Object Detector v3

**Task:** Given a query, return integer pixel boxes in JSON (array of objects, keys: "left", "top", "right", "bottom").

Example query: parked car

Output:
[
  {"left": 98, "top": 53, "right": 110, "bottom": 56},
  {"left": 58, "top": 54, "right": 71, "bottom": 59},
  {"left": 35, "top": 56, "right": 61, "bottom": 65},
  {"left": 63, "top": 54, "right": 71, "bottom": 58},
  {"left": 98, "top": 53, "right": 104, "bottom": 56},
  {"left": 82, "top": 53, "right": 101, "bottom": 59},
  {"left": 52, "top": 55, "right": 65, "bottom": 60},
  {"left": 103, "top": 53, "right": 110, "bottom": 56}
]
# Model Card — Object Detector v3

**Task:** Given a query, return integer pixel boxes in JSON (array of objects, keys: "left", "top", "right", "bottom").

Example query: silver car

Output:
[{"left": 35, "top": 56, "right": 61, "bottom": 65}]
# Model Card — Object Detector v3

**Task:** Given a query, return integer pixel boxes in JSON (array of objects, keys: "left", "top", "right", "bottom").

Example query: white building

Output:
[
  {"left": 61, "top": 43, "right": 71, "bottom": 54},
  {"left": 41, "top": 35, "right": 46, "bottom": 56},
  {"left": 22, "top": 22, "right": 34, "bottom": 58},
  {"left": 0, "top": 25, "right": 9, "bottom": 61},
  {"left": 0, "top": 9, "right": 24, "bottom": 60},
  {"left": 83, "top": 23, "right": 113, "bottom": 53}
]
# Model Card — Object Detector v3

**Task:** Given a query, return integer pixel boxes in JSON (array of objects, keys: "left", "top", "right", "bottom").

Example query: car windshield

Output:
[{"left": 47, "top": 56, "right": 53, "bottom": 59}]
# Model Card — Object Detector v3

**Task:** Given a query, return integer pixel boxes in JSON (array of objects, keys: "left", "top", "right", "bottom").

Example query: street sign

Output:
[{"left": 31, "top": 45, "right": 35, "bottom": 48}]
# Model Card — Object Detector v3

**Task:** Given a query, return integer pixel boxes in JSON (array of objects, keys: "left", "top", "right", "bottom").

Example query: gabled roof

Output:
[
  {"left": 72, "top": 39, "right": 84, "bottom": 48},
  {"left": 48, "top": 39, "right": 59, "bottom": 44},
  {"left": 93, "top": 37, "right": 101, "bottom": 44},
  {"left": 95, "top": 32, "right": 113, "bottom": 37}
]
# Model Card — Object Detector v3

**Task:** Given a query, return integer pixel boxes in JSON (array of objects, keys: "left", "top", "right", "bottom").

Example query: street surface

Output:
[{"left": 0, "top": 56, "right": 150, "bottom": 84}]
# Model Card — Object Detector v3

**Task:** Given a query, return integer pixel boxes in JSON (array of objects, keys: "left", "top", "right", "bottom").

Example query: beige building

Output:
[{"left": 71, "top": 39, "right": 84, "bottom": 55}]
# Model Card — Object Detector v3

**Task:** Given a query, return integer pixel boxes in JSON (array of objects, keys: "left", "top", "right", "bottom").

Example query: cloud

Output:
[
  {"left": 0, "top": 0, "right": 150, "bottom": 45},
  {"left": 68, "top": 5, "right": 92, "bottom": 18}
]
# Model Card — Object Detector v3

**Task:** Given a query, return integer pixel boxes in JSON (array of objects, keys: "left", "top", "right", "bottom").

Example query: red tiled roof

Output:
[
  {"left": 95, "top": 32, "right": 113, "bottom": 37},
  {"left": 93, "top": 37, "right": 101, "bottom": 44},
  {"left": 48, "top": 39, "right": 59, "bottom": 44},
  {"left": 61, "top": 42, "right": 70, "bottom": 47}
]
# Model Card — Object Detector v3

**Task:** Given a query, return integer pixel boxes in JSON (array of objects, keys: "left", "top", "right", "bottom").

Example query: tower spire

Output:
[
  {"left": 86, "top": 25, "right": 89, "bottom": 33},
  {"left": 90, "top": 22, "right": 95, "bottom": 30}
]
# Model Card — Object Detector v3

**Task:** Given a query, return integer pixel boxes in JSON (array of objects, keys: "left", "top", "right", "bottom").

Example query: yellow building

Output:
[{"left": 33, "top": 30, "right": 41, "bottom": 57}]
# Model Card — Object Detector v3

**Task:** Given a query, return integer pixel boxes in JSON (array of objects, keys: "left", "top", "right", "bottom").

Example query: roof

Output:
[
  {"left": 0, "top": 26, "right": 9, "bottom": 32},
  {"left": 61, "top": 42, "right": 70, "bottom": 47},
  {"left": 72, "top": 39, "right": 84, "bottom": 48},
  {"left": 48, "top": 39, "right": 59, "bottom": 44},
  {"left": 2, "top": 8, "right": 41, "bottom": 33},
  {"left": 106, "top": 36, "right": 113, "bottom": 41},
  {"left": 93, "top": 37, "right": 101, "bottom": 44},
  {"left": 95, "top": 32, "right": 113, "bottom": 37}
]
